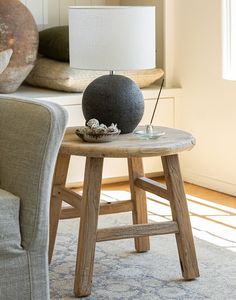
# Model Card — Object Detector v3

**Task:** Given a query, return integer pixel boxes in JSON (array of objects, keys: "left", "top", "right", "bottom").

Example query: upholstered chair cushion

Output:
[
  {"left": 0, "top": 97, "right": 68, "bottom": 300},
  {"left": 0, "top": 189, "right": 21, "bottom": 254}
]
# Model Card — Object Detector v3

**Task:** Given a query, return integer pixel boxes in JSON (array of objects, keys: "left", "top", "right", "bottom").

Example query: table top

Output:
[{"left": 60, "top": 126, "right": 195, "bottom": 158}]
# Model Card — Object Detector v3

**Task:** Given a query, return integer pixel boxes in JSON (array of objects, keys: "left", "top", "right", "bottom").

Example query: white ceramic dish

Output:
[{"left": 134, "top": 130, "right": 165, "bottom": 139}]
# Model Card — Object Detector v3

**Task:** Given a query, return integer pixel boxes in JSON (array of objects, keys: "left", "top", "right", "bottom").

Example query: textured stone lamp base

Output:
[{"left": 82, "top": 74, "right": 144, "bottom": 134}]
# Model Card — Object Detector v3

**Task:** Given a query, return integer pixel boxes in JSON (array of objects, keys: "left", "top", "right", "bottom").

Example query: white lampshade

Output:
[{"left": 69, "top": 6, "right": 156, "bottom": 71}]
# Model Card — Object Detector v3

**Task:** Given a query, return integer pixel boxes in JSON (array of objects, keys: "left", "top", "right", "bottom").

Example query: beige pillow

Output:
[{"left": 25, "top": 57, "right": 164, "bottom": 92}]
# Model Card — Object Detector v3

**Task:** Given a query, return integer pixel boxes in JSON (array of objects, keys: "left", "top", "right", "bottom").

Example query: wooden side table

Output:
[{"left": 49, "top": 126, "right": 199, "bottom": 297}]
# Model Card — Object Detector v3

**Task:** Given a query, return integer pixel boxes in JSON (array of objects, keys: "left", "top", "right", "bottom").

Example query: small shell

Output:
[
  {"left": 98, "top": 124, "right": 107, "bottom": 129},
  {"left": 87, "top": 118, "right": 99, "bottom": 128},
  {"left": 81, "top": 119, "right": 120, "bottom": 135},
  {"left": 94, "top": 127, "right": 106, "bottom": 134},
  {"left": 107, "top": 123, "right": 119, "bottom": 133},
  {"left": 76, "top": 118, "right": 121, "bottom": 142}
]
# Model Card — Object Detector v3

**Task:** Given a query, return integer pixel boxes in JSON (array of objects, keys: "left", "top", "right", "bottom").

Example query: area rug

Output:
[{"left": 50, "top": 194, "right": 236, "bottom": 299}]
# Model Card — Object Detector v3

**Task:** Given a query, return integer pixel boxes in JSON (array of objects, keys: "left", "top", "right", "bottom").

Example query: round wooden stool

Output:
[{"left": 49, "top": 126, "right": 200, "bottom": 297}]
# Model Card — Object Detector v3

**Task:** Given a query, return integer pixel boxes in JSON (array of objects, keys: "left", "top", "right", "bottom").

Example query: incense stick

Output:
[{"left": 150, "top": 78, "right": 165, "bottom": 125}]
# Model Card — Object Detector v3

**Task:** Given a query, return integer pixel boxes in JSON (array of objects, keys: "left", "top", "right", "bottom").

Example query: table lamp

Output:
[{"left": 69, "top": 6, "right": 155, "bottom": 133}]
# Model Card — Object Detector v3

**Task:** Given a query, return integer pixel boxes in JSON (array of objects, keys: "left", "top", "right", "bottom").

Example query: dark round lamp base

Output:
[{"left": 82, "top": 74, "right": 144, "bottom": 134}]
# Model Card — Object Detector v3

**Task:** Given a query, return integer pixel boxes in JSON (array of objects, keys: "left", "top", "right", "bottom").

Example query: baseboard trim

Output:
[{"left": 183, "top": 170, "right": 236, "bottom": 197}]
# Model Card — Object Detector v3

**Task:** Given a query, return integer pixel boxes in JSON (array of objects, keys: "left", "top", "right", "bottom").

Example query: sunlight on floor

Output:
[{"left": 100, "top": 189, "right": 236, "bottom": 253}]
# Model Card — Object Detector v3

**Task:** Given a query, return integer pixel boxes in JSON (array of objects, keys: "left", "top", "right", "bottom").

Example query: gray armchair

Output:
[{"left": 0, "top": 97, "right": 68, "bottom": 299}]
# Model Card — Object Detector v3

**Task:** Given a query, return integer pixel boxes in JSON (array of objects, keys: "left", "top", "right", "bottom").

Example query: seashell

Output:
[
  {"left": 75, "top": 117, "right": 121, "bottom": 143},
  {"left": 98, "top": 124, "right": 107, "bottom": 129},
  {"left": 87, "top": 118, "right": 99, "bottom": 128},
  {"left": 76, "top": 119, "right": 121, "bottom": 143},
  {"left": 107, "top": 123, "right": 119, "bottom": 133},
  {"left": 94, "top": 127, "right": 106, "bottom": 134}
]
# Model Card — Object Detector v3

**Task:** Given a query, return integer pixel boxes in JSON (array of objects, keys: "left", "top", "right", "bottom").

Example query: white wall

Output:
[
  {"left": 172, "top": 0, "right": 236, "bottom": 196},
  {"left": 120, "top": 0, "right": 236, "bottom": 196}
]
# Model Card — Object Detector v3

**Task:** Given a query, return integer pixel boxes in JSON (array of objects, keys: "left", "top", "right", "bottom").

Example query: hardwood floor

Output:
[
  {"left": 99, "top": 178, "right": 236, "bottom": 252},
  {"left": 72, "top": 178, "right": 236, "bottom": 251},
  {"left": 183, "top": 182, "right": 236, "bottom": 209},
  {"left": 101, "top": 178, "right": 236, "bottom": 209}
]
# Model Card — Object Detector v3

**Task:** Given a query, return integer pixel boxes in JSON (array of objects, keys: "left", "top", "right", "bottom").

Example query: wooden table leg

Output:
[
  {"left": 162, "top": 154, "right": 199, "bottom": 279},
  {"left": 128, "top": 157, "right": 150, "bottom": 252},
  {"left": 49, "top": 153, "right": 71, "bottom": 264},
  {"left": 74, "top": 157, "right": 104, "bottom": 297}
]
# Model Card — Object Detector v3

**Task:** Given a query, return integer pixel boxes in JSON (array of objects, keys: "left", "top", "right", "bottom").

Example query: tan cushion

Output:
[{"left": 25, "top": 57, "right": 164, "bottom": 93}]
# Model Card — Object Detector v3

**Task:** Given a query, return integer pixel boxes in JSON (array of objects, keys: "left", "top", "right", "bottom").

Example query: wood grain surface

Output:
[
  {"left": 61, "top": 126, "right": 195, "bottom": 158},
  {"left": 74, "top": 157, "right": 104, "bottom": 297},
  {"left": 162, "top": 154, "right": 200, "bottom": 279},
  {"left": 49, "top": 153, "right": 71, "bottom": 263}
]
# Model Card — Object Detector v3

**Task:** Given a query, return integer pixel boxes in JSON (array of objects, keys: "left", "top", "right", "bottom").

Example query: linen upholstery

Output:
[
  {"left": 0, "top": 189, "right": 21, "bottom": 254},
  {"left": 0, "top": 98, "right": 68, "bottom": 299}
]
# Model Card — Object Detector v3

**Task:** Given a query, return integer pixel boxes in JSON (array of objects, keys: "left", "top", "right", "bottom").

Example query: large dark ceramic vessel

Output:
[
  {"left": 82, "top": 75, "right": 144, "bottom": 134},
  {"left": 0, "top": 0, "right": 38, "bottom": 93}
]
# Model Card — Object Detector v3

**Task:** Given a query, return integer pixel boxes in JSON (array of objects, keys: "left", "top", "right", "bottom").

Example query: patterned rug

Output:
[{"left": 50, "top": 191, "right": 236, "bottom": 299}]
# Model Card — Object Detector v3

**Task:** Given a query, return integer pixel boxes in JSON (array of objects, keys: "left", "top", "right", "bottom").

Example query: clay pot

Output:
[{"left": 0, "top": 0, "right": 38, "bottom": 93}]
